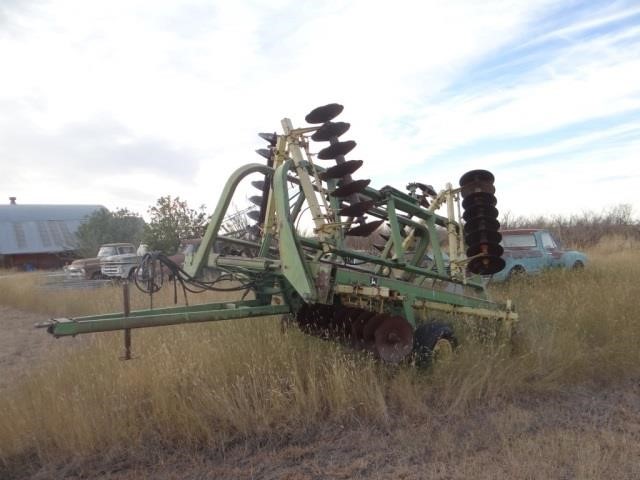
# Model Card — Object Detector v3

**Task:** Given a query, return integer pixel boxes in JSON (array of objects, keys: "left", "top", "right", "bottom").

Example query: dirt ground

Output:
[
  {"left": 2, "top": 305, "right": 640, "bottom": 480},
  {"left": 0, "top": 306, "right": 90, "bottom": 391}
]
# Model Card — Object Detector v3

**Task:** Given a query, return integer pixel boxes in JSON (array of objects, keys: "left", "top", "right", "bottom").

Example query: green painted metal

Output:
[{"left": 47, "top": 302, "right": 292, "bottom": 337}]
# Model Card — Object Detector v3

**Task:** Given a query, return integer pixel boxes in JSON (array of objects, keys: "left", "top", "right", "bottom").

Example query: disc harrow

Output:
[{"left": 39, "top": 102, "right": 518, "bottom": 367}]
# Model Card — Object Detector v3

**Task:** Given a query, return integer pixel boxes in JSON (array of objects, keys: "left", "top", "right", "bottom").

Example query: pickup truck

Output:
[
  {"left": 99, "top": 243, "right": 139, "bottom": 280},
  {"left": 64, "top": 243, "right": 136, "bottom": 280},
  {"left": 488, "top": 229, "right": 587, "bottom": 282}
]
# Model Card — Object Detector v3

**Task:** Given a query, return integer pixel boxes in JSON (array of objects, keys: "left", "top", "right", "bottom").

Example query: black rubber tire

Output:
[
  {"left": 572, "top": 260, "right": 584, "bottom": 270},
  {"left": 413, "top": 322, "right": 458, "bottom": 366},
  {"left": 507, "top": 265, "right": 526, "bottom": 280},
  {"left": 90, "top": 271, "right": 102, "bottom": 280}
]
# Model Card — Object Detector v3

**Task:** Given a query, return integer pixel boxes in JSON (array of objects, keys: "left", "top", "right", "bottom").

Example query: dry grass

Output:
[{"left": 0, "top": 238, "right": 639, "bottom": 478}]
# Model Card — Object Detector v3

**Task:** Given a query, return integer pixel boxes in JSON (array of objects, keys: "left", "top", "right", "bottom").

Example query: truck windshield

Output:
[
  {"left": 97, "top": 246, "right": 117, "bottom": 257},
  {"left": 118, "top": 246, "right": 135, "bottom": 254},
  {"left": 502, "top": 234, "right": 536, "bottom": 248}
]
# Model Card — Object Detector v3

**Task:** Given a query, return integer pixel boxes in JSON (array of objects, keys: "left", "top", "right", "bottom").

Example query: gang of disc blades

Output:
[
  {"left": 305, "top": 103, "right": 344, "bottom": 124},
  {"left": 318, "top": 140, "right": 357, "bottom": 160},
  {"left": 311, "top": 121, "right": 351, "bottom": 142},
  {"left": 319, "top": 159, "right": 363, "bottom": 180}
]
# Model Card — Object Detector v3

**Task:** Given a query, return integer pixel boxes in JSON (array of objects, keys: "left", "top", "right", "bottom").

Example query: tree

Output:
[
  {"left": 143, "top": 196, "right": 208, "bottom": 254},
  {"left": 76, "top": 207, "right": 146, "bottom": 257}
]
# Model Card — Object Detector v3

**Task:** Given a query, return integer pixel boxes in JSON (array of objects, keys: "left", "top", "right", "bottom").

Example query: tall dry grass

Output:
[{"left": 0, "top": 236, "right": 639, "bottom": 477}]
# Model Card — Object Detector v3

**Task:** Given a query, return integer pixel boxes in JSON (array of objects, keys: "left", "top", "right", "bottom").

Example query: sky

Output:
[{"left": 1, "top": 0, "right": 639, "bottom": 221}]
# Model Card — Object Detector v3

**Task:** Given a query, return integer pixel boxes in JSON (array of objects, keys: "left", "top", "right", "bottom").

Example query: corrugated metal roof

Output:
[{"left": 0, "top": 204, "right": 104, "bottom": 254}]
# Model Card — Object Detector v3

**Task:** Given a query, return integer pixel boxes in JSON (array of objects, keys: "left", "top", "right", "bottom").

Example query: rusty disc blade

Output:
[
  {"left": 346, "top": 219, "right": 384, "bottom": 237},
  {"left": 251, "top": 180, "right": 265, "bottom": 190},
  {"left": 466, "top": 243, "right": 504, "bottom": 258},
  {"left": 311, "top": 121, "right": 351, "bottom": 142},
  {"left": 463, "top": 205, "right": 498, "bottom": 222},
  {"left": 362, "top": 313, "right": 388, "bottom": 345},
  {"left": 258, "top": 132, "right": 277, "bottom": 146},
  {"left": 338, "top": 200, "right": 375, "bottom": 217},
  {"left": 305, "top": 103, "right": 344, "bottom": 124},
  {"left": 319, "top": 160, "right": 363, "bottom": 180},
  {"left": 247, "top": 210, "right": 261, "bottom": 221},
  {"left": 468, "top": 255, "right": 506, "bottom": 275},
  {"left": 330, "top": 179, "right": 370, "bottom": 198},
  {"left": 459, "top": 169, "right": 495, "bottom": 187},
  {"left": 379, "top": 233, "right": 390, "bottom": 242},
  {"left": 249, "top": 195, "right": 263, "bottom": 206},
  {"left": 318, "top": 140, "right": 357, "bottom": 160},
  {"left": 374, "top": 315, "right": 414, "bottom": 364},
  {"left": 256, "top": 148, "right": 271, "bottom": 159},
  {"left": 460, "top": 180, "right": 496, "bottom": 198},
  {"left": 372, "top": 243, "right": 385, "bottom": 251},
  {"left": 462, "top": 192, "right": 497, "bottom": 210}
]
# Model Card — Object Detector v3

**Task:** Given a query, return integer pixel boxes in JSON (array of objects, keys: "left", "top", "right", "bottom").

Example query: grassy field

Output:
[{"left": 0, "top": 240, "right": 639, "bottom": 478}]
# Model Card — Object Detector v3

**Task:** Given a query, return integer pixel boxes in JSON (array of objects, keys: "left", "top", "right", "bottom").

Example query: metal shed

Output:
[{"left": 0, "top": 202, "right": 104, "bottom": 269}]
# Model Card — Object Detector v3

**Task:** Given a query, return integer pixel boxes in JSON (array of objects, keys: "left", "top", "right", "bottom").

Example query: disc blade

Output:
[
  {"left": 374, "top": 315, "right": 413, "bottom": 364},
  {"left": 362, "top": 313, "right": 388, "bottom": 345},
  {"left": 330, "top": 179, "right": 370, "bottom": 198},
  {"left": 463, "top": 205, "right": 498, "bottom": 222},
  {"left": 459, "top": 169, "right": 495, "bottom": 187},
  {"left": 249, "top": 195, "right": 263, "bottom": 206},
  {"left": 465, "top": 230, "right": 502, "bottom": 247},
  {"left": 318, "top": 140, "right": 357, "bottom": 160},
  {"left": 466, "top": 243, "right": 504, "bottom": 258},
  {"left": 372, "top": 243, "right": 385, "bottom": 251},
  {"left": 247, "top": 210, "right": 261, "bottom": 221},
  {"left": 351, "top": 310, "right": 376, "bottom": 347},
  {"left": 338, "top": 200, "right": 375, "bottom": 217},
  {"left": 305, "top": 103, "right": 344, "bottom": 124},
  {"left": 464, "top": 217, "right": 500, "bottom": 234},
  {"left": 256, "top": 148, "right": 271, "bottom": 159},
  {"left": 251, "top": 180, "right": 265, "bottom": 190},
  {"left": 319, "top": 160, "right": 363, "bottom": 180},
  {"left": 379, "top": 233, "right": 390, "bottom": 242},
  {"left": 311, "top": 122, "right": 351, "bottom": 142},
  {"left": 346, "top": 219, "right": 384, "bottom": 237},
  {"left": 460, "top": 180, "right": 496, "bottom": 198},
  {"left": 468, "top": 255, "right": 506, "bottom": 275},
  {"left": 462, "top": 192, "right": 497, "bottom": 210},
  {"left": 258, "top": 132, "right": 277, "bottom": 146}
]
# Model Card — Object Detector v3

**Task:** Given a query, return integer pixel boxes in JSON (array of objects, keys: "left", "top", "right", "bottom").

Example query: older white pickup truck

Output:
[{"left": 99, "top": 243, "right": 139, "bottom": 280}]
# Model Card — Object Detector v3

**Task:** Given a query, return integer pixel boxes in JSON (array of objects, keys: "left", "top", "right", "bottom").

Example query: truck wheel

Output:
[
  {"left": 508, "top": 265, "right": 526, "bottom": 280},
  {"left": 572, "top": 260, "right": 584, "bottom": 270},
  {"left": 413, "top": 322, "right": 457, "bottom": 366},
  {"left": 90, "top": 272, "right": 102, "bottom": 280}
]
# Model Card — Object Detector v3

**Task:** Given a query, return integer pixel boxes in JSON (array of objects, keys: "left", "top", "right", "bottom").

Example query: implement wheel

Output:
[{"left": 414, "top": 323, "right": 457, "bottom": 366}]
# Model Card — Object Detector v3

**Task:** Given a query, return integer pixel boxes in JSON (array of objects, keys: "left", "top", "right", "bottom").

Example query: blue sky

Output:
[{"left": 0, "top": 0, "right": 638, "bottom": 220}]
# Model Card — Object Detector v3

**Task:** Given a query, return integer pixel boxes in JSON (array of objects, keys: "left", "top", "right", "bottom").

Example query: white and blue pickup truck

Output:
[{"left": 488, "top": 229, "right": 588, "bottom": 282}]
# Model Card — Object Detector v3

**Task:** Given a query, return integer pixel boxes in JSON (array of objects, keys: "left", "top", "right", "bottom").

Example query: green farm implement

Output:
[{"left": 39, "top": 103, "right": 516, "bottom": 364}]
